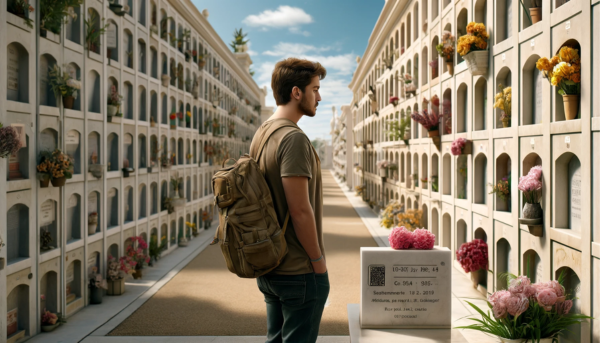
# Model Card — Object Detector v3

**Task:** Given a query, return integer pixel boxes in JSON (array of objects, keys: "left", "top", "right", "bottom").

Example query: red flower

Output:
[{"left": 170, "top": 113, "right": 176, "bottom": 120}]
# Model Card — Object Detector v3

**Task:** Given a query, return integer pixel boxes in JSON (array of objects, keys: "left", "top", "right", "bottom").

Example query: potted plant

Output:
[
  {"left": 536, "top": 47, "right": 581, "bottom": 120},
  {"left": 451, "top": 137, "right": 472, "bottom": 155},
  {"left": 107, "top": 85, "right": 122, "bottom": 120},
  {"left": 493, "top": 84, "right": 512, "bottom": 127},
  {"left": 40, "top": 228, "right": 54, "bottom": 251},
  {"left": 0, "top": 123, "right": 22, "bottom": 161},
  {"left": 186, "top": 110, "right": 192, "bottom": 125},
  {"left": 457, "top": 22, "right": 489, "bottom": 76},
  {"left": 88, "top": 266, "right": 107, "bottom": 304},
  {"left": 429, "top": 60, "right": 439, "bottom": 78},
  {"left": 457, "top": 274, "right": 592, "bottom": 343},
  {"left": 519, "top": 0, "right": 542, "bottom": 24},
  {"left": 411, "top": 109, "right": 443, "bottom": 137},
  {"left": 8, "top": 0, "right": 35, "bottom": 28},
  {"left": 212, "top": 118, "right": 221, "bottom": 135},
  {"left": 399, "top": 74, "right": 416, "bottom": 96},
  {"left": 84, "top": 9, "right": 109, "bottom": 53},
  {"left": 106, "top": 255, "right": 133, "bottom": 295},
  {"left": 37, "top": 149, "right": 73, "bottom": 187},
  {"left": 161, "top": 74, "right": 170, "bottom": 87},
  {"left": 169, "top": 113, "right": 177, "bottom": 129},
  {"left": 126, "top": 236, "right": 150, "bottom": 279},
  {"left": 89, "top": 151, "right": 104, "bottom": 178},
  {"left": 436, "top": 31, "right": 456, "bottom": 75},
  {"left": 48, "top": 64, "right": 80, "bottom": 109},
  {"left": 198, "top": 54, "right": 206, "bottom": 68},
  {"left": 456, "top": 239, "right": 488, "bottom": 289},
  {"left": 518, "top": 166, "right": 543, "bottom": 235},
  {"left": 108, "top": 0, "right": 129, "bottom": 16},
  {"left": 39, "top": 0, "right": 82, "bottom": 38},
  {"left": 149, "top": 234, "right": 166, "bottom": 264},
  {"left": 121, "top": 158, "right": 134, "bottom": 177},
  {"left": 389, "top": 96, "right": 399, "bottom": 107},
  {"left": 41, "top": 310, "right": 66, "bottom": 332},
  {"left": 170, "top": 176, "right": 186, "bottom": 208}
]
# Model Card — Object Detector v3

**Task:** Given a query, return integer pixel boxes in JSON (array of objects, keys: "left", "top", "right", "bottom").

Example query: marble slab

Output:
[{"left": 360, "top": 247, "right": 452, "bottom": 329}]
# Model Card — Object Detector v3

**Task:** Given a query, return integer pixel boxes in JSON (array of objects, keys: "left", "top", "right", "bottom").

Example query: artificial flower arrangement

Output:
[
  {"left": 519, "top": 166, "right": 543, "bottom": 231},
  {"left": 389, "top": 226, "right": 435, "bottom": 250},
  {"left": 436, "top": 31, "right": 456, "bottom": 75},
  {"left": 0, "top": 123, "right": 22, "bottom": 159},
  {"left": 48, "top": 64, "right": 80, "bottom": 109},
  {"left": 380, "top": 201, "right": 405, "bottom": 229},
  {"left": 411, "top": 109, "right": 442, "bottom": 137},
  {"left": 494, "top": 83, "right": 512, "bottom": 128},
  {"left": 389, "top": 96, "right": 399, "bottom": 106},
  {"left": 376, "top": 160, "right": 389, "bottom": 169},
  {"left": 37, "top": 149, "right": 73, "bottom": 187},
  {"left": 396, "top": 209, "right": 423, "bottom": 231},
  {"left": 107, "top": 85, "right": 123, "bottom": 117},
  {"left": 399, "top": 73, "right": 417, "bottom": 95},
  {"left": 490, "top": 175, "right": 511, "bottom": 201},
  {"left": 107, "top": 254, "right": 135, "bottom": 282},
  {"left": 126, "top": 236, "right": 150, "bottom": 278},
  {"left": 457, "top": 274, "right": 592, "bottom": 342},
  {"left": 41, "top": 309, "right": 66, "bottom": 331},
  {"left": 457, "top": 22, "right": 489, "bottom": 75},
  {"left": 8, "top": 0, "right": 35, "bottom": 28},
  {"left": 169, "top": 113, "right": 177, "bottom": 129},
  {"left": 536, "top": 46, "right": 581, "bottom": 120},
  {"left": 450, "top": 137, "right": 472, "bottom": 155},
  {"left": 88, "top": 266, "right": 108, "bottom": 290},
  {"left": 456, "top": 239, "right": 488, "bottom": 273}
]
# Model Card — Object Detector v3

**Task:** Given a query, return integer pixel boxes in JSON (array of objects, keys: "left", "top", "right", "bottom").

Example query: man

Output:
[{"left": 249, "top": 58, "right": 329, "bottom": 343}]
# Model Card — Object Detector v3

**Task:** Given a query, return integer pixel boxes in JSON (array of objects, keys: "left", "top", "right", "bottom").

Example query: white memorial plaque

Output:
[
  {"left": 569, "top": 158, "right": 581, "bottom": 230},
  {"left": 66, "top": 130, "right": 79, "bottom": 145},
  {"left": 7, "top": 45, "right": 19, "bottom": 91},
  {"left": 10, "top": 124, "right": 26, "bottom": 148},
  {"left": 66, "top": 262, "right": 75, "bottom": 283},
  {"left": 360, "top": 247, "right": 452, "bottom": 329},
  {"left": 40, "top": 201, "right": 55, "bottom": 226},
  {"left": 107, "top": 23, "right": 117, "bottom": 49},
  {"left": 88, "top": 193, "right": 98, "bottom": 214}
]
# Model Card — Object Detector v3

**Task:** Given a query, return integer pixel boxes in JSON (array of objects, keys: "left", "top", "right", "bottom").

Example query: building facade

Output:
[
  {"left": 0, "top": 0, "right": 266, "bottom": 341},
  {"left": 345, "top": 0, "right": 600, "bottom": 342}
]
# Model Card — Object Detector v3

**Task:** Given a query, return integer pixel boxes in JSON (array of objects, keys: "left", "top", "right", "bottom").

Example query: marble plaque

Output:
[
  {"left": 569, "top": 157, "right": 581, "bottom": 231},
  {"left": 360, "top": 247, "right": 452, "bottom": 329},
  {"left": 106, "top": 23, "right": 117, "bottom": 48},
  {"left": 66, "top": 130, "right": 79, "bottom": 145},
  {"left": 88, "top": 192, "right": 98, "bottom": 214},
  {"left": 66, "top": 262, "right": 74, "bottom": 283},
  {"left": 40, "top": 201, "right": 55, "bottom": 227},
  {"left": 7, "top": 45, "right": 19, "bottom": 91}
]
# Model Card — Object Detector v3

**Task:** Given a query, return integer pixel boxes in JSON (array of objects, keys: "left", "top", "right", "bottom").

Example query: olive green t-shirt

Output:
[{"left": 250, "top": 118, "right": 324, "bottom": 275}]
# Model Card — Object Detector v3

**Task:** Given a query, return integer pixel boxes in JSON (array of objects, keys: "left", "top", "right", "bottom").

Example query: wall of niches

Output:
[
  {"left": 350, "top": 0, "right": 599, "bottom": 342},
  {"left": 0, "top": 0, "right": 263, "bottom": 341}
]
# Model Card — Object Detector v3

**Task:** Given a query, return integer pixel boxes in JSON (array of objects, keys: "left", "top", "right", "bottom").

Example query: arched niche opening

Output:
[
  {"left": 170, "top": 220, "right": 177, "bottom": 246},
  {"left": 457, "top": 155, "right": 468, "bottom": 199},
  {"left": 474, "top": 0, "right": 487, "bottom": 25},
  {"left": 139, "top": 184, "right": 147, "bottom": 219},
  {"left": 88, "top": 191, "right": 100, "bottom": 235},
  {"left": 150, "top": 91, "right": 158, "bottom": 124},
  {"left": 124, "top": 186, "right": 134, "bottom": 223},
  {"left": 160, "top": 224, "right": 168, "bottom": 247},
  {"left": 150, "top": 227, "right": 158, "bottom": 256},
  {"left": 40, "top": 53, "right": 58, "bottom": 107},
  {"left": 107, "top": 21, "right": 119, "bottom": 61},
  {"left": 400, "top": 23, "right": 405, "bottom": 54},
  {"left": 107, "top": 243, "right": 119, "bottom": 260},
  {"left": 123, "top": 133, "right": 133, "bottom": 170},
  {"left": 65, "top": 260, "right": 82, "bottom": 304},
  {"left": 66, "top": 5, "right": 81, "bottom": 44},
  {"left": 126, "top": 0, "right": 133, "bottom": 17},
  {"left": 7, "top": 204, "right": 29, "bottom": 264},
  {"left": 177, "top": 138, "right": 184, "bottom": 165},
  {"left": 457, "top": 83, "right": 468, "bottom": 133},
  {"left": 160, "top": 180, "right": 168, "bottom": 211},
  {"left": 432, "top": 0, "right": 439, "bottom": 20},
  {"left": 474, "top": 228, "right": 487, "bottom": 242},
  {"left": 150, "top": 47, "right": 158, "bottom": 78},
  {"left": 555, "top": 0, "right": 570, "bottom": 10},
  {"left": 406, "top": 152, "right": 412, "bottom": 188},
  {"left": 442, "top": 213, "right": 451, "bottom": 249},
  {"left": 40, "top": 271, "right": 58, "bottom": 314},
  {"left": 421, "top": 204, "right": 428, "bottom": 229},
  {"left": 138, "top": 134, "right": 147, "bottom": 169},
  {"left": 138, "top": 86, "right": 147, "bottom": 121},
  {"left": 138, "top": 0, "right": 146, "bottom": 26},
  {"left": 150, "top": 182, "right": 158, "bottom": 215},
  {"left": 107, "top": 188, "right": 119, "bottom": 229},
  {"left": 7, "top": 131, "right": 29, "bottom": 181},
  {"left": 456, "top": 219, "right": 467, "bottom": 255},
  {"left": 431, "top": 153, "right": 439, "bottom": 192},
  {"left": 65, "top": 63, "right": 82, "bottom": 110},
  {"left": 88, "top": 131, "right": 101, "bottom": 170},
  {"left": 39, "top": 199, "right": 58, "bottom": 253},
  {"left": 523, "top": 249, "right": 542, "bottom": 283},
  {"left": 412, "top": 153, "right": 419, "bottom": 187},
  {"left": 495, "top": 153, "right": 512, "bottom": 212},
  {"left": 123, "top": 82, "right": 133, "bottom": 119},
  {"left": 40, "top": 128, "right": 58, "bottom": 151},
  {"left": 421, "top": 154, "right": 428, "bottom": 190},
  {"left": 442, "top": 88, "right": 452, "bottom": 134},
  {"left": 66, "top": 193, "right": 81, "bottom": 243},
  {"left": 7, "top": 42, "right": 29, "bottom": 103},
  {"left": 192, "top": 140, "right": 197, "bottom": 164},
  {"left": 123, "top": 30, "right": 134, "bottom": 68},
  {"left": 186, "top": 176, "right": 191, "bottom": 201},
  {"left": 456, "top": 9, "right": 468, "bottom": 64},
  {"left": 554, "top": 153, "right": 581, "bottom": 232},
  {"left": 66, "top": 129, "right": 82, "bottom": 175},
  {"left": 474, "top": 153, "right": 488, "bottom": 204},
  {"left": 442, "top": 153, "right": 451, "bottom": 195},
  {"left": 138, "top": 39, "right": 146, "bottom": 73},
  {"left": 495, "top": 67, "right": 512, "bottom": 128},
  {"left": 496, "top": 238, "right": 511, "bottom": 290},
  {"left": 522, "top": 152, "right": 542, "bottom": 214},
  {"left": 496, "top": 0, "right": 513, "bottom": 44},
  {"left": 554, "top": 40, "right": 581, "bottom": 122},
  {"left": 523, "top": 54, "right": 543, "bottom": 125},
  {"left": 555, "top": 267, "right": 581, "bottom": 342},
  {"left": 431, "top": 35, "right": 440, "bottom": 79},
  {"left": 161, "top": 93, "right": 168, "bottom": 124},
  {"left": 6, "top": 284, "right": 30, "bottom": 337},
  {"left": 474, "top": 77, "right": 487, "bottom": 130},
  {"left": 87, "top": 70, "right": 101, "bottom": 113},
  {"left": 149, "top": 135, "right": 158, "bottom": 169}
]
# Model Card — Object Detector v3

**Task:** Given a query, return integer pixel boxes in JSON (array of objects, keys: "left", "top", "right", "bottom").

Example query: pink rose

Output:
[
  {"left": 508, "top": 275, "right": 531, "bottom": 294},
  {"left": 536, "top": 288, "right": 558, "bottom": 311},
  {"left": 528, "top": 165, "right": 543, "bottom": 180},
  {"left": 389, "top": 226, "right": 414, "bottom": 250},
  {"left": 562, "top": 300, "right": 573, "bottom": 314},
  {"left": 488, "top": 290, "right": 511, "bottom": 306},
  {"left": 492, "top": 302, "right": 508, "bottom": 319},
  {"left": 412, "top": 228, "right": 435, "bottom": 250},
  {"left": 506, "top": 293, "right": 529, "bottom": 317},
  {"left": 547, "top": 280, "right": 565, "bottom": 297}
]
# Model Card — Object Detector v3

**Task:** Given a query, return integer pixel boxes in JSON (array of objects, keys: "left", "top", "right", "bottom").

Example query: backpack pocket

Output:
[{"left": 242, "top": 236, "right": 278, "bottom": 270}]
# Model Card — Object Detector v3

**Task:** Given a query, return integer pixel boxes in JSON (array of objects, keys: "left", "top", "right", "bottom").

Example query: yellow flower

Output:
[
  {"left": 550, "top": 56, "right": 560, "bottom": 68},
  {"left": 559, "top": 47, "right": 579, "bottom": 64},
  {"left": 536, "top": 57, "right": 551, "bottom": 72},
  {"left": 551, "top": 75, "right": 562, "bottom": 87},
  {"left": 503, "top": 87, "right": 511, "bottom": 96}
]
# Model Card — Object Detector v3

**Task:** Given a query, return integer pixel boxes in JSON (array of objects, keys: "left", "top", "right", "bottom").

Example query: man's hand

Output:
[{"left": 311, "top": 258, "right": 327, "bottom": 274}]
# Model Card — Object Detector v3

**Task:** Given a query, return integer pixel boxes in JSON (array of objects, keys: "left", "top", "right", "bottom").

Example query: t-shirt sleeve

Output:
[{"left": 278, "top": 132, "right": 313, "bottom": 180}]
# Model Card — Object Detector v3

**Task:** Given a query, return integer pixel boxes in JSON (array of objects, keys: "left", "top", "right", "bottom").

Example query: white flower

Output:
[
  {"left": 67, "top": 79, "right": 81, "bottom": 90},
  {"left": 552, "top": 61, "right": 570, "bottom": 74}
]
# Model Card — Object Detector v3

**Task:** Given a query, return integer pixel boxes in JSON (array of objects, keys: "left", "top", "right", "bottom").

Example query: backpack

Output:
[{"left": 210, "top": 121, "right": 299, "bottom": 278}]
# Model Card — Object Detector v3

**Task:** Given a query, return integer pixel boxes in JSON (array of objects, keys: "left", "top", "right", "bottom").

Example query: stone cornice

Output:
[
  {"left": 348, "top": 0, "right": 410, "bottom": 92},
  {"left": 169, "top": 0, "right": 263, "bottom": 100}
]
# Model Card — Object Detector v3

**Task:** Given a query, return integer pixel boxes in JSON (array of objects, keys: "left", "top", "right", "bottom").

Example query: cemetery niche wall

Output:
[
  {"left": 345, "top": 0, "right": 600, "bottom": 342},
  {"left": 0, "top": 0, "right": 267, "bottom": 340}
]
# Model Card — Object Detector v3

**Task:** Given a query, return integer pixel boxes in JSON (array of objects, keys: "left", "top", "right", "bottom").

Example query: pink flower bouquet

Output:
[
  {"left": 518, "top": 165, "right": 542, "bottom": 204},
  {"left": 411, "top": 110, "right": 442, "bottom": 132},
  {"left": 389, "top": 227, "right": 435, "bottom": 250},
  {"left": 389, "top": 96, "right": 399, "bottom": 106},
  {"left": 456, "top": 239, "right": 488, "bottom": 273},
  {"left": 458, "top": 274, "right": 591, "bottom": 342},
  {"left": 450, "top": 137, "right": 470, "bottom": 156}
]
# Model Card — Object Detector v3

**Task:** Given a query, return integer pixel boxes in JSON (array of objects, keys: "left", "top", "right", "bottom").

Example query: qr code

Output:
[{"left": 369, "top": 265, "right": 385, "bottom": 286}]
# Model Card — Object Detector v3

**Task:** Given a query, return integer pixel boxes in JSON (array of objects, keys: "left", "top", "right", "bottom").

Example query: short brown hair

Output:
[{"left": 271, "top": 58, "right": 327, "bottom": 105}]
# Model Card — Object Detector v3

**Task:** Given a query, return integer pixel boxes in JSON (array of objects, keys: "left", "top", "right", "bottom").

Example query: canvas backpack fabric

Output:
[{"left": 210, "top": 121, "right": 299, "bottom": 278}]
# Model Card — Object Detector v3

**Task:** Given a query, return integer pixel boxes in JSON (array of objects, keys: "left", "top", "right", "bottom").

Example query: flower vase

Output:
[
  {"left": 428, "top": 129, "right": 439, "bottom": 138},
  {"left": 133, "top": 267, "right": 142, "bottom": 279},
  {"left": 41, "top": 323, "right": 60, "bottom": 332},
  {"left": 107, "top": 105, "right": 118, "bottom": 117},
  {"left": 107, "top": 278, "right": 125, "bottom": 295},
  {"left": 522, "top": 202, "right": 543, "bottom": 221},
  {"left": 90, "top": 287, "right": 103, "bottom": 304},
  {"left": 463, "top": 50, "right": 489, "bottom": 76},
  {"left": 161, "top": 74, "right": 170, "bottom": 87},
  {"left": 470, "top": 269, "right": 486, "bottom": 289},
  {"left": 530, "top": 7, "right": 542, "bottom": 24},
  {"left": 563, "top": 94, "right": 579, "bottom": 120},
  {"left": 446, "top": 61, "right": 454, "bottom": 76},
  {"left": 502, "top": 118, "right": 510, "bottom": 128},
  {"left": 88, "top": 214, "right": 98, "bottom": 235},
  {"left": 39, "top": 174, "right": 51, "bottom": 188},
  {"left": 63, "top": 96, "right": 75, "bottom": 109},
  {"left": 51, "top": 177, "right": 67, "bottom": 187}
]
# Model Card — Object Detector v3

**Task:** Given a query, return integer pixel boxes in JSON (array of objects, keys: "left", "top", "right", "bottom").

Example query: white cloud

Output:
[
  {"left": 246, "top": 41, "right": 257, "bottom": 56},
  {"left": 263, "top": 42, "right": 331, "bottom": 56},
  {"left": 264, "top": 42, "right": 356, "bottom": 75},
  {"left": 243, "top": 6, "right": 313, "bottom": 35}
]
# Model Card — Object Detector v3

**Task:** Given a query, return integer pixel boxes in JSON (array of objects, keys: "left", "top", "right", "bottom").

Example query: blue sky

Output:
[{"left": 191, "top": 0, "right": 384, "bottom": 141}]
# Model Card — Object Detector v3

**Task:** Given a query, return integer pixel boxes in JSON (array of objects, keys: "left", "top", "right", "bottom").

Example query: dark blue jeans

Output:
[{"left": 257, "top": 271, "right": 330, "bottom": 343}]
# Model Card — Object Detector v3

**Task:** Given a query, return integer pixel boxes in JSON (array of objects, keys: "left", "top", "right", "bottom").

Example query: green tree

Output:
[{"left": 230, "top": 28, "right": 249, "bottom": 53}]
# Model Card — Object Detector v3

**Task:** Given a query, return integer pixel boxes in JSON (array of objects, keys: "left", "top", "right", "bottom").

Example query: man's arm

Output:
[{"left": 282, "top": 176, "right": 326, "bottom": 274}]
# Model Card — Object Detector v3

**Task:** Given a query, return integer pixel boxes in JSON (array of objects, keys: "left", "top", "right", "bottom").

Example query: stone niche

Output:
[
  {"left": 6, "top": 268, "right": 31, "bottom": 341},
  {"left": 553, "top": 134, "right": 582, "bottom": 233},
  {"left": 39, "top": 198, "right": 58, "bottom": 254},
  {"left": 65, "top": 248, "right": 84, "bottom": 317},
  {"left": 6, "top": 42, "right": 29, "bottom": 104}
]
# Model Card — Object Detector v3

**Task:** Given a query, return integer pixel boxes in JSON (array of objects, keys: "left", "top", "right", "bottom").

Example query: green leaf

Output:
[{"left": 558, "top": 89, "right": 565, "bottom": 96}]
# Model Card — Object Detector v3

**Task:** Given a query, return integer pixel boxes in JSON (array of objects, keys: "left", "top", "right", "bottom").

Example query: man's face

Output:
[{"left": 298, "top": 76, "right": 321, "bottom": 117}]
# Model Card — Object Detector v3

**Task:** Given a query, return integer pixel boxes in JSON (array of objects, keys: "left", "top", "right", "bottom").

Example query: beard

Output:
[{"left": 298, "top": 95, "right": 317, "bottom": 117}]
